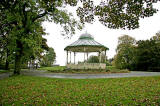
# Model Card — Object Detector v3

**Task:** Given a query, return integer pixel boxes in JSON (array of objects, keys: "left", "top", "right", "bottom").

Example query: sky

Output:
[{"left": 42, "top": 3, "right": 160, "bottom": 66}]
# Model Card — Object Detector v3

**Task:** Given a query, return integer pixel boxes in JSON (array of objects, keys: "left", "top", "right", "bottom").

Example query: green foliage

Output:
[
  {"left": 106, "top": 66, "right": 129, "bottom": 73},
  {"left": 0, "top": 62, "right": 5, "bottom": 69},
  {"left": 113, "top": 35, "right": 136, "bottom": 69},
  {"left": 40, "top": 48, "right": 56, "bottom": 67},
  {"left": 128, "top": 32, "right": 160, "bottom": 71},
  {"left": 105, "top": 61, "right": 112, "bottom": 66},
  {"left": 0, "top": 76, "right": 160, "bottom": 105},
  {"left": 132, "top": 39, "right": 160, "bottom": 71},
  {"left": 87, "top": 55, "right": 99, "bottom": 63},
  {"left": 0, "top": 69, "right": 11, "bottom": 74},
  {"left": 38, "top": 66, "right": 66, "bottom": 72},
  {"left": 77, "top": 0, "right": 159, "bottom": 29},
  {"left": 0, "top": 0, "right": 82, "bottom": 74},
  {"left": 9, "top": 64, "right": 28, "bottom": 70},
  {"left": 87, "top": 53, "right": 107, "bottom": 63},
  {"left": 1, "top": 0, "right": 160, "bottom": 74},
  {"left": 100, "top": 53, "right": 107, "bottom": 63},
  {"left": 114, "top": 32, "right": 160, "bottom": 71}
]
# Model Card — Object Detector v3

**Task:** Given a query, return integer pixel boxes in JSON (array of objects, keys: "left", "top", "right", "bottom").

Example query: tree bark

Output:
[
  {"left": 14, "top": 54, "right": 21, "bottom": 75},
  {"left": 14, "top": 40, "right": 23, "bottom": 75},
  {"left": 5, "top": 49, "right": 9, "bottom": 70},
  {"left": 5, "top": 59, "right": 9, "bottom": 70}
]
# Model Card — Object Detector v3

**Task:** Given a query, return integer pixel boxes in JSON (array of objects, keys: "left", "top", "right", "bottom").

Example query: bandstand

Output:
[{"left": 64, "top": 33, "right": 109, "bottom": 70}]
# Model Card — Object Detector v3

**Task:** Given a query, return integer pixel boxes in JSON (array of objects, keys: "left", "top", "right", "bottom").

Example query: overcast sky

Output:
[{"left": 42, "top": 3, "right": 160, "bottom": 66}]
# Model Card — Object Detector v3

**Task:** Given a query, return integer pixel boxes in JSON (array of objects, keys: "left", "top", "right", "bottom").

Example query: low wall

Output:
[{"left": 67, "top": 63, "right": 106, "bottom": 70}]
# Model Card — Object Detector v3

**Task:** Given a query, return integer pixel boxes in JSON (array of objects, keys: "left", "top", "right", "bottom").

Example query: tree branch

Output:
[
  {"left": 22, "top": 2, "right": 27, "bottom": 27},
  {"left": 32, "top": 11, "right": 48, "bottom": 22},
  {"left": 32, "top": 3, "right": 56, "bottom": 22}
]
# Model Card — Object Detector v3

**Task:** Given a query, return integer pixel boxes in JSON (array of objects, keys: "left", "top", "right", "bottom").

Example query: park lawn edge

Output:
[{"left": 0, "top": 75, "right": 160, "bottom": 105}]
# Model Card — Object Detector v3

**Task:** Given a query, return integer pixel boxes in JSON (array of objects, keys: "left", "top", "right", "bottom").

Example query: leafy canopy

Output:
[{"left": 77, "top": 0, "right": 159, "bottom": 29}]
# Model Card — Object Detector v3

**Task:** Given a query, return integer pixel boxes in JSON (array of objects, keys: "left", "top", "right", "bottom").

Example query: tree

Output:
[
  {"left": 40, "top": 47, "right": 56, "bottom": 67},
  {"left": 1, "top": 0, "right": 160, "bottom": 74},
  {"left": 28, "top": 37, "right": 50, "bottom": 69},
  {"left": 99, "top": 52, "right": 107, "bottom": 63},
  {"left": 0, "top": 27, "right": 15, "bottom": 70},
  {"left": 113, "top": 35, "right": 136, "bottom": 69},
  {"left": 77, "top": 0, "right": 159, "bottom": 29},
  {"left": 134, "top": 34, "right": 160, "bottom": 71},
  {"left": 0, "top": 9, "right": 14, "bottom": 70},
  {"left": 0, "top": 0, "right": 82, "bottom": 74},
  {"left": 152, "top": 31, "right": 160, "bottom": 41},
  {"left": 87, "top": 55, "right": 99, "bottom": 63}
]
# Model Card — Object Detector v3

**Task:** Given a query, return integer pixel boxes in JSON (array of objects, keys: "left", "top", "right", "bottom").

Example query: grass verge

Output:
[{"left": 0, "top": 76, "right": 160, "bottom": 105}]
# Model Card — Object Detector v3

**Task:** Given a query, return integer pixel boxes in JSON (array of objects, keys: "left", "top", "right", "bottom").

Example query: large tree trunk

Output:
[
  {"left": 5, "top": 49, "right": 9, "bottom": 70},
  {"left": 5, "top": 60, "right": 9, "bottom": 70},
  {"left": 14, "top": 54, "right": 22, "bottom": 75},
  {"left": 14, "top": 40, "right": 23, "bottom": 75}
]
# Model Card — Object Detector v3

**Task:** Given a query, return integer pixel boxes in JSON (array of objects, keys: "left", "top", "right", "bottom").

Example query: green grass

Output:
[
  {"left": 0, "top": 76, "right": 160, "bottom": 105},
  {"left": 0, "top": 69, "right": 11, "bottom": 74},
  {"left": 106, "top": 66, "right": 129, "bottom": 73},
  {"left": 38, "top": 66, "right": 129, "bottom": 74},
  {"left": 38, "top": 66, "right": 66, "bottom": 72}
]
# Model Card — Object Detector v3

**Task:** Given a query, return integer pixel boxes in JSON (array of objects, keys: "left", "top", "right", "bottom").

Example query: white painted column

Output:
[
  {"left": 105, "top": 50, "right": 106, "bottom": 63},
  {"left": 99, "top": 52, "right": 101, "bottom": 63},
  {"left": 87, "top": 52, "right": 89, "bottom": 61},
  {"left": 70, "top": 51, "right": 71, "bottom": 63},
  {"left": 74, "top": 52, "right": 76, "bottom": 64},
  {"left": 84, "top": 47, "right": 86, "bottom": 69},
  {"left": 84, "top": 47, "right": 86, "bottom": 62},
  {"left": 99, "top": 49, "right": 102, "bottom": 63},
  {"left": 66, "top": 51, "right": 68, "bottom": 64}
]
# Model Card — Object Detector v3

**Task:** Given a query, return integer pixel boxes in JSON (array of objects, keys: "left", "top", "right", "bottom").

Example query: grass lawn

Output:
[
  {"left": 38, "top": 66, "right": 129, "bottom": 74},
  {"left": 106, "top": 66, "right": 129, "bottom": 73},
  {"left": 0, "top": 69, "right": 11, "bottom": 74},
  {"left": 38, "top": 66, "right": 66, "bottom": 72},
  {"left": 0, "top": 76, "right": 160, "bottom": 105}
]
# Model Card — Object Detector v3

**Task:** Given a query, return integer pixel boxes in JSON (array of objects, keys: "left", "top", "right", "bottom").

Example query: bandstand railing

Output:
[{"left": 66, "top": 63, "right": 106, "bottom": 70}]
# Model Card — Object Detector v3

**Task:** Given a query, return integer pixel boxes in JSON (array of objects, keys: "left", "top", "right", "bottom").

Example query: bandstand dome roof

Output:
[{"left": 64, "top": 33, "right": 109, "bottom": 52}]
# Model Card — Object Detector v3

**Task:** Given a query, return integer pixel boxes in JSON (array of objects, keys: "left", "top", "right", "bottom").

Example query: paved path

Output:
[
  {"left": 21, "top": 70, "right": 160, "bottom": 79},
  {"left": 1, "top": 70, "right": 160, "bottom": 79},
  {"left": 0, "top": 72, "right": 12, "bottom": 80}
]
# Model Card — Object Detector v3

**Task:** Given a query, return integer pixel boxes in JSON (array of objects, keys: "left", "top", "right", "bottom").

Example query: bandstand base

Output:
[{"left": 66, "top": 63, "right": 106, "bottom": 70}]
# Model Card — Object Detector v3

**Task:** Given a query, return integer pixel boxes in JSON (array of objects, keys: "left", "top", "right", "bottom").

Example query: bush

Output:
[
  {"left": 148, "top": 67, "right": 160, "bottom": 72},
  {"left": 0, "top": 63, "right": 5, "bottom": 69},
  {"left": 9, "top": 64, "right": 28, "bottom": 69}
]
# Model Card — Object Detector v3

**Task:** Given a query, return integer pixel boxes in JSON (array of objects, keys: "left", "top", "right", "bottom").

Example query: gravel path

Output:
[{"left": 1, "top": 70, "right": 160, "bottom": 79}]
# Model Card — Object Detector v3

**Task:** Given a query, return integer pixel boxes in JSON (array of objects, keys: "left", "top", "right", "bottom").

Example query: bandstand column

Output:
[
  {"left": 70, "top": 51, "right": 71, "bottom": 63},
  {"left": 105, "top": 50, "right": 106, "bottom": 63},
  {"left": 66, "top": 51, "right": 68, "bottom": 64},
  {"left": 84, "top": 47, "right": 86, "bottom": 62},
  {"left": 99, "top": 51, "right": 101, "bottom": 63},
  {"left": 74, "top": 52, "right": 76, "bottom": 64},
  {"left": 100, "top": 49, "right": 102, "bottom": 63}
]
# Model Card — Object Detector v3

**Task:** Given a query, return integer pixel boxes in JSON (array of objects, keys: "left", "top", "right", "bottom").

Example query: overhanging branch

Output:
[{"left": 32, "top": 11, "right": 48, "bottom": 22}]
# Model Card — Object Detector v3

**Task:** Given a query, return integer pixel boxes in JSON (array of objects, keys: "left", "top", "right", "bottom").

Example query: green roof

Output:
[
  {"left": 64, "top": 33, "right": 109, "bottom": 52},
  {"left": 79, "top": 33, "right": 94, "bottom": 40}
]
